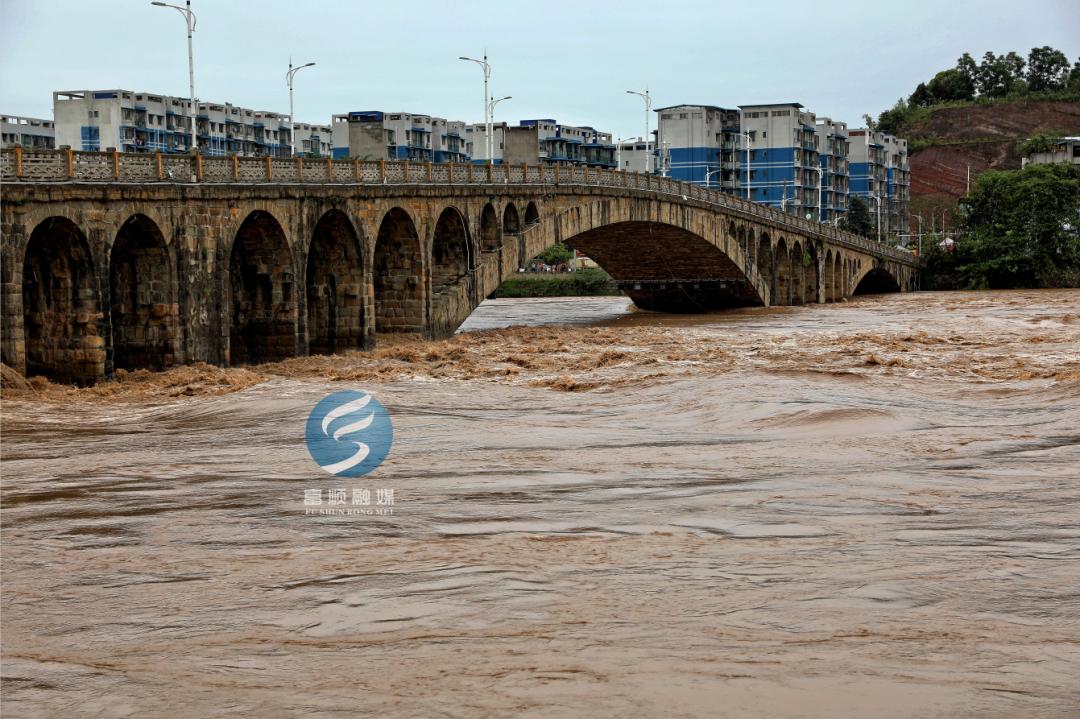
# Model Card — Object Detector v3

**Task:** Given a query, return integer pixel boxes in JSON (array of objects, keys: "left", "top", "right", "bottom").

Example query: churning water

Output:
[{"left": 2, "top": 290, "right": 1079, "bottom": 718}]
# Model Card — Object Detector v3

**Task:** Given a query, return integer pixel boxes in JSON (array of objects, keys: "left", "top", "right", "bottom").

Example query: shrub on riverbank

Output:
[{"left": 493, "top": 268, "right": 622, "bottom": 298}]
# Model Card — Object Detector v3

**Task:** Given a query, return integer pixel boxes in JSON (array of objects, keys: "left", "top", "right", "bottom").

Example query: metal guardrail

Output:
[{"left": 1, "top": 148, "right": 916, "bottom": 264}]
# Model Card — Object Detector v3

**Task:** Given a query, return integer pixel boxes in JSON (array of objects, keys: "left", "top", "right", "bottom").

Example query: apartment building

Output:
[
  {"left": 464, "top": 122, "right": 507, "bottom": 163},
  {"left": 616, "top": 137, "right": 653, "bottom": 173},
  {"left": 332, "top": 111, "right": 472, "bottom": 162},
  {"left": 503, "top": 119, "right": 616, "bottom": 168},
  {"left": 655, "top": 104, "right": 741, "bottom": 191},
  {"left": 883, "top": 134, "right": 910, "bottom": 236},
  {"left": 739, "top": 103, "right": 822, "bottom": 219},
  {"left": 53, "top": 89, "right": 297, "bottom": 157},
  {"left": 1, "top": 115, "right": 56, "bottom": 149},
  {"left": 815, "top": 117, "right": 850, "bottom": 224},
  {"left": 291, "top": 121, "right": 333, "bottom": 157},
  {"left": 847, "top": 128, "right": 889, "bottom": 237}
]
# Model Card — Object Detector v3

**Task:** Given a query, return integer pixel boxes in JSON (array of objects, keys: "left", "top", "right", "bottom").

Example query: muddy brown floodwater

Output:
[{"left": 2, "top": 289, "right": 1079, "bottom": 718}]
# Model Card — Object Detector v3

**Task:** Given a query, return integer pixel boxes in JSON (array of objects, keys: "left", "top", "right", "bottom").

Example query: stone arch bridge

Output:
[{"left": 1, "top": 148, "right": 916, "bottom": 384}]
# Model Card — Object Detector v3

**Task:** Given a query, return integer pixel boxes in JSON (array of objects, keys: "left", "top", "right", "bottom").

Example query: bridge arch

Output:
[
  {"left": 22, "top": 216, "right": 105, "bottom": 384},
  {"left": 774, "top": 237, "right": 791, "bottom": 306},
  {"left": 834, "top": 253, "right": 843, "bottom": 301},
  {"left": 524, "top": 201, "right": 539, "bottom": 227},
  {"left": 306, "top": 209, "right": 365, "bottom": 356},
  {"left": 109, "top": 214, "right": 180, "bottom": 371},
  {"left": 805, "top": 243, "right": 820, "bottom": 304},
  {"left": 374, "top": 207, "right": 424, "bottom": 333},
  {"left": 479, "top": 202, "right": 500, "bottom": 254},
  {"left": 757, "top": 233, "right": 774, "bottom": 289},
  {"left": 503, "top": 203, "right": 521, "bottom": 235},
  {"left": 228, "top": 210, "right": 297, "bottom": 365},
  {"left": 432, "top": 206, "right": 472, "bottom": 287},
  {"left": 790, "top": 240, "right": 806, "bottom": 306},
  {"left": 824, "top": 250, "right": 835, "bottom": 302},
  {"left": 852, "top": 265, "right": 902, "bottom": 295}
]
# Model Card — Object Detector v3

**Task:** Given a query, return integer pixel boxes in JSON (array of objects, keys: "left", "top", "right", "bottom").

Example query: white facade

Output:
[
  {"left": 54, "top": 89, "right": 304, "bottom": 157},
  {"left": 616, "top": 137, "right": 653, "bottom": 173},
  {"left": 466, "top": 122, "right": 507, "bottom": 163},
  {"left": 1022, "top": 137, "right": 1080, "bottom": 167},
  {"left": 291, "top": 121, "right": 332, "bottom": 157},
  {"left": 1, "top": 115, "right": 55, "bottom": 149}
]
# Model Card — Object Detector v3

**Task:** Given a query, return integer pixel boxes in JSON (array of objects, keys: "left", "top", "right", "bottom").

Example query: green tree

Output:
[
  {"left": 909, "top": 82, "right": 933, "bottom": 107},
  {"left": 876, "top": 99, "right": 910, "bottom": 136},
  {"left": 1067, "top": 58, "right": 1080, "bottom": 93},
  {"left": 840, "top": 196, "right": 874, "bottom": 239},
  {"left": 977, "top": 51, "right": 1014, "bottom": 97},
  {"left": 957, "top": 52, "right": 979, "bottom": 90},
  {"left": 534, "top": 242, "right": 573, "bottom": 265},
  {"left": 1026, "top": 46, "right": 1071, "bottom": 92},
  {"left": 927, "top": 68, "right": 975, "bottom": 102},
  {"left": 951, "top": 163, "right": 1080, "bottom": 288}
]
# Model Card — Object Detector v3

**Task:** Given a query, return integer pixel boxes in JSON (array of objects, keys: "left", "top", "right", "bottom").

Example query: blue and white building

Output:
[
  {"left": 815, "top": 117, "right": 850, "bottom": 224},
  {"left": 655, "top": 104, "right": 741, "bottom": 191},
  {"left": 332, "top": 111, "right": 472, "bottom": 162},
  {"left": 739, "top": 103, "right": 822, "bottom": 219}
]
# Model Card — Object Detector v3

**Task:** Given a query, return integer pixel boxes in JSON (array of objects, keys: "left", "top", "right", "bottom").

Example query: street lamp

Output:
[
  {"left": 487, "top": 95, "right": 511, "bottom": 162},
  {"left": 703, "top": 168, "right": 722, "bottom": 188},
  {"left": 151, "top": 0, "right": 197, "bottom": 154},
  {"left": 870, "top": 193, "right": 883, "bottom": 243},
  {"left": 286, "top": 59, "right": 315, "bottom": 157},
  {"left": 460, "top": 54, "right": 492, "bottom": 163},
  {"left": 626, "top": 88, "right": 652, "bottom": 173}
]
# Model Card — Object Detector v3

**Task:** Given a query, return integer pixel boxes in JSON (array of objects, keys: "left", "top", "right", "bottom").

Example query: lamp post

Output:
[
  {"left": 703, "top": 168, "right": 722, "bottom": 188},
  {"left": 151, "top": 0, "right": 197, "bottom": 154},
  {"left": 460, "top": 54, "right": 492, "bottom": 163},
  {"left": 286, "top": 59, "right": 315, "bottom": 157},
  {"left": 487, "top": 95, "right": 511, "bottom": 162},
  {"left": 626, "top": 88, "right": 652, "bottom": 173},
  {"left": 870, "top": 193, "right": 882, "bottom": 243}
]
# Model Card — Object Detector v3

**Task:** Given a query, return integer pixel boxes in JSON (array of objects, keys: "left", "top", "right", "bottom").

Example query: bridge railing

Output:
[{"left": 0, "top": 148, "right": 914, "bottom": 264}]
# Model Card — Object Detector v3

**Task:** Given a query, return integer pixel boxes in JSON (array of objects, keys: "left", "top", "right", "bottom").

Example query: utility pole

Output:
[
  {"left": 460, "top": 53, "right": 492, "bottom": 163},
  {"left": 286, "top": 59, "right": 316, "bottom": 157}
]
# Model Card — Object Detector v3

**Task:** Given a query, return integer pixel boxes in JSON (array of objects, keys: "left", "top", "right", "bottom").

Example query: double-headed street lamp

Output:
[
  {"left": 151, "top": 0, "right": 197, "bottom": 153},
  {"left": 287, "top": 59, "right": 316, "bottom": 156},
  {"left": 460, "top": 54, "right": 492, "bottom": 163},
  {"left": 626, "top": 88, "right": 652, "bottom": 174}
]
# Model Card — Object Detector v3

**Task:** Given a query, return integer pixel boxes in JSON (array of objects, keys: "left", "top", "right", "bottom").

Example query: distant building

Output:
[
  {"left": 291, "top": 121, "right": 332, "bottom": 157},
  {"left": 503, "top": 119, "right": 615, "bottom": 168},
  {"left": 1, "top": 115, "right": 55, "bottom": 150},
  {"left": 739, "top": 103, "right": 822, "bottom": 219},
  {"left": 815, "top": 117, "right": 850, "bottom": 224},
  {"left": 848, "top": 128, "right": 908, "bottom": 238},
  {"left": 616, "top": 137, "right": 653, "bottom": 173},
  {"left": 331, "top": 111, "right": 471, "bottom": 162},
  {"left": 53, "top": 89, "right": 297, "bottom": 157},
  {"left": 1022, "top": 136, "right": 1080, "bottom": 167},
  {"left": 655, "top": 104, "right": 741, "bottom": 191},
  {"left": 465, "top": 122, "right": 507, "bottom": 163}
]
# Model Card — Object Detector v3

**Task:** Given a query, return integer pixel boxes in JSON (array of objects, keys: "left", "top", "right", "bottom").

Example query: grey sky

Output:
[{"left": 2, "top": 0, "right": 1077, "bottom": 140}]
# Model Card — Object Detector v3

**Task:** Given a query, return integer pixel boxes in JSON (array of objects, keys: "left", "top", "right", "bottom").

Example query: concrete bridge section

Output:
[{"left": 0, "top": 148, "right": 916, "bottom": 384}]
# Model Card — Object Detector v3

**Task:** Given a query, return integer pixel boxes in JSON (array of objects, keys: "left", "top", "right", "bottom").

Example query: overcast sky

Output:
[{"left": 2, "top": 0, "right": 1077, "bottom": 139}]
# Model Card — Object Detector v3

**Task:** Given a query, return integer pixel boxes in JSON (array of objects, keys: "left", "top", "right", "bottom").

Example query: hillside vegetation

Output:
[{"left": 868, "top": 47, "right": 1080, "bottom": 200}]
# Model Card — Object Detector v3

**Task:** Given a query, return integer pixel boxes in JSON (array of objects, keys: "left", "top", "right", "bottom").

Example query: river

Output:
[{"left": 2, "top": 289, "right": 1078, "bottom": 718}]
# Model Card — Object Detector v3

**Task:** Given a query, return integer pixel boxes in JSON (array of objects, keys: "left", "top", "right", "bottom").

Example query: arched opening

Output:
[
  {"left": 562, "top": 221, "right": 764, "bottom": 312},
  {"left": 374, "top": 208, "right": 423, "bottom": 333},
  {"left": 790, "top": 241, "right": 806, "bottom": 306},
  {"left": 524, "top": 201, "right": 539, "bottom": 227},
  {"left": 307, "top": 210, "right": 364, "bottom": 356},
  {"left": 503, "top": 203, "right": 521, "bottom": 235},
  {"left": 853, "top": 267, "right": 902, "bottom": 295},
  {"left": 110, "top": 214, "right": 178, "bottom": 371},
  {"left": 834, "top": 254, "right": 843, "bottom": 300},
  {"left": 479, "top": 203, "right": 500, "bottom": 254},
  {"left": 228, "top": 210, "right": 297, "bottom": 365},
  {"left": 757, "top": 233, "right": 773, "bottom": 290},
  {"left": 432, "top": 207, "right": 471, "bottom": 290},
  {"left": 823, "top": 251, "right": 835, "bottom": 302},
  {"left": 774, "top": 238, "right": 791, "bottom": 306},
  {"left": 22, "top": 217, "right": 104, "bottom": 384},
  {"left": 805, "top": 244, "right": 819, "bottom": 304}
]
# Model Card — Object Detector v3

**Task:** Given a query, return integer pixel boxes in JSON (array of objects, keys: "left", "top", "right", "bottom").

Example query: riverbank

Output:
[{"left": 492, "top": 267, "right": 622, "bottom": 298}]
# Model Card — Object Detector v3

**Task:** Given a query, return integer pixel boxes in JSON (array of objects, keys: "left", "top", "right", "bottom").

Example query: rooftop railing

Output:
[{"left": 1, "top": 147, "right": 915, "bottom": 264}]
